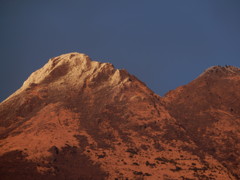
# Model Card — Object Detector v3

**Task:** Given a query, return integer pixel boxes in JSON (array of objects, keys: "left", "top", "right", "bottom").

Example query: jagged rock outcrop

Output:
[{"left": 0, "top": 53, "right": 238, "bottom": 179}]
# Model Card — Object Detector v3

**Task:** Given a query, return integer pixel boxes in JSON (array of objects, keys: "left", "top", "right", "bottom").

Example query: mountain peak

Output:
[
  {"left": 3, "top": 53, "right": 148, "bottom": 103},
  {"left": 49, "top": 52, "right": 91, "bottom": 65},
  {"left": 22, "top": 52, "right": 135, "bottom": 89},
  {"left": 199, "top": 65, "right": 240, "bottom": 78}
]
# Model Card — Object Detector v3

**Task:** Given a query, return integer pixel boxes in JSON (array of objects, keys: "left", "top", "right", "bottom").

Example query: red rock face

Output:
[{"left": 0, "top": 53, "right": 239, "bottom": 179}]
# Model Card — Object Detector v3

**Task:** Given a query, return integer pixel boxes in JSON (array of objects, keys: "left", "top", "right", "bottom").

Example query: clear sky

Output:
[{"left": 1, "top": 0, "right": 240, "bottom": 101}]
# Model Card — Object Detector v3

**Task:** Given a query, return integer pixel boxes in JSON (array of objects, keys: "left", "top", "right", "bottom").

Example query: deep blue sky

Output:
[{"left": 1, "top": 0, "right": 240, "bottom": 101}]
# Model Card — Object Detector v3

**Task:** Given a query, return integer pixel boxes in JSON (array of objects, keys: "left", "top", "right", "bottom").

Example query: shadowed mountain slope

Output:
[{"left": 0, "top": 53, "right": 238, "bottom": 179}]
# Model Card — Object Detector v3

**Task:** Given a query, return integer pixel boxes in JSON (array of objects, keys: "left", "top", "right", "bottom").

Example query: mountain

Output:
[
  {"left": 164, "top": 65, "right": 240, "bottom": 179},
  {"left": 0, "top": 53, "right": 239, "bottom": 180}
]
